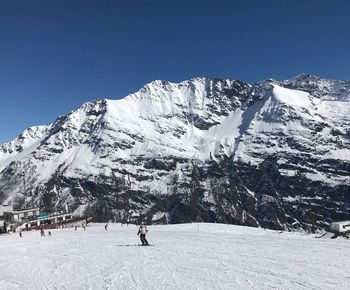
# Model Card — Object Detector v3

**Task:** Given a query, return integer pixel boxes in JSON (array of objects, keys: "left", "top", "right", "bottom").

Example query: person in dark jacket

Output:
[{"left": 137, "top": 222, "right": 149, "bottom": 246}]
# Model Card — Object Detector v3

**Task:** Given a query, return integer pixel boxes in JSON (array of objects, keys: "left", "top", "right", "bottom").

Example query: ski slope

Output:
[{"left": 0, "top": 223, "right": 349, "bottom": 290}]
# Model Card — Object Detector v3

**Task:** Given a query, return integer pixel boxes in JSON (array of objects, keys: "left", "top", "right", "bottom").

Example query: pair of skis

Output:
[{"left": 115, "top": 244, "right": 155, "bottom": 247}]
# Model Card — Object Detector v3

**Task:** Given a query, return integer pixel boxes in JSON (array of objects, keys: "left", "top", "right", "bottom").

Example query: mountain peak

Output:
[{"left": 0, "top": 75, "right": 349, "bottom": 229}]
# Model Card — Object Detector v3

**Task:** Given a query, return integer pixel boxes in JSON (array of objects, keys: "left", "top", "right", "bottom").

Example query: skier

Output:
[
  {"left": 104, "top": 223, "right": 108, "bottom": 231},
  {"left": 19, "top": 232, "right": 22, "bottom": 238},
  {"left": 40, "top": 228, "right": 45, "bottom": 237},
  {"left": 48, "top": 231, "right": 52, "bottom": 236},
  {"left": 137, "top": 222, "right": 149, "bottom": 246}
]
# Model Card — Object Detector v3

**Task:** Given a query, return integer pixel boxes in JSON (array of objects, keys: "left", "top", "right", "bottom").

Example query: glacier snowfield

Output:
[{"left": 0, "top": 223, "right": 349, "bottom": 290}]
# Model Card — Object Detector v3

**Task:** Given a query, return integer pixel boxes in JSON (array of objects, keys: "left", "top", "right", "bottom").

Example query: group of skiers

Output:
[
  {"left": 40, "top": 229, "right": 52, "bottom": 237},
  {"left": 18, "top": 222, "right": 150, "bottom": 246},
  {"left": 17, "top": 228, "right": 52, "bottom": 238}
]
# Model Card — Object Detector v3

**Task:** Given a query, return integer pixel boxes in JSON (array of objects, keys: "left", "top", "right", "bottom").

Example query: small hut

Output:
[{"left": 330, "top": 221, "right": 350, "bottom": 233}]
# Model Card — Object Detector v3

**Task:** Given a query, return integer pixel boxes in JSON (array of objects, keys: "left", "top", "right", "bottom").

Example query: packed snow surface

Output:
[{"left": 0, "top": 223, "right": 349, "bottom": 290}]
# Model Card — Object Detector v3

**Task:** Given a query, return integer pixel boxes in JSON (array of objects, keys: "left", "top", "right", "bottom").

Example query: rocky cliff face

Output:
[{"left": 1, "top": 75, "right": 349, "bottom": 230}]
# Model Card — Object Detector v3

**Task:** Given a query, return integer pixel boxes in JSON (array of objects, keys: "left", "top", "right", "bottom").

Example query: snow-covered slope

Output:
[
  {"left": 0, "top": 75, "right": 349, "bottom": 229},
  {"left": 0, "top": 223, "right": 349, "bottom": 290}
]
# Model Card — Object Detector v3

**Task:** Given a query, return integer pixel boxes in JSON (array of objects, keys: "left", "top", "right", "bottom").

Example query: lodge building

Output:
[{"left": 0, "top": 204, "right": 73, "bottom": 233}]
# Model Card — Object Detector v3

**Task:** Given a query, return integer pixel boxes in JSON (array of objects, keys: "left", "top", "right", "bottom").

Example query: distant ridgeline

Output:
[{"left": 0, "top": 74, "right": 349, "bottom": 230}]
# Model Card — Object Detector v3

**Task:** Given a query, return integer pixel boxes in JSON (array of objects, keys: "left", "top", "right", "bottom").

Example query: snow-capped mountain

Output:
[{"left": 1, "top": 75, "right": 349, "bottom": 229}]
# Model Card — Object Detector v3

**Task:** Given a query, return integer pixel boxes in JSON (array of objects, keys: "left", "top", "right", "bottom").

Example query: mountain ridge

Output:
[{"left": 1, "top": 74, "right": 349, "bottom": 230}]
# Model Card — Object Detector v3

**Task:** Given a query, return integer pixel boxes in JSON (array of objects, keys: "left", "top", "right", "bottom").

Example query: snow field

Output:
[{"left": 0, "top": 223, "right": 349, "bottom": 290}]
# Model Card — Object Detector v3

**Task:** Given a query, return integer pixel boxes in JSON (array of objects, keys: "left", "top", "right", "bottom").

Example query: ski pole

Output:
[{"left": 146, "top": 232, "right": 155, "bottom": 245}]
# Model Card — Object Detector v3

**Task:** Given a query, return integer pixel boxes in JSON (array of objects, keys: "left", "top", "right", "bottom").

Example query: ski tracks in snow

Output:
[{"left": 1, "top": 223, "right": 350, "bottom": 289}]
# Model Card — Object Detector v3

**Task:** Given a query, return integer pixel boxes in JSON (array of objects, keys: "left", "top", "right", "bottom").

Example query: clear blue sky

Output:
[{"left": 0, "top": 0, "right": 349, "bottom": 143}]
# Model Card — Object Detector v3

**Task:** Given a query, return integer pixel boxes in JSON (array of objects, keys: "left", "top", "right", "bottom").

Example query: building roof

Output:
[
  {"left": 331, "top": 221, "right": 350, "bottom": 226},
  {"left": 9, "top": 208, "right": 40, "bottom": 214}
]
